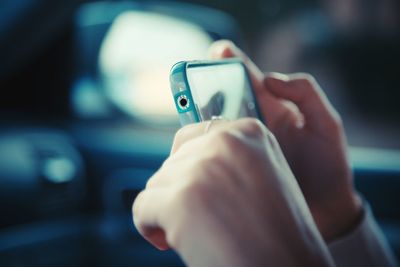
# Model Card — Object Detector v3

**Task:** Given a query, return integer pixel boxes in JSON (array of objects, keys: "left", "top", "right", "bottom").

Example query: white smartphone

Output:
[{"left": 170, "top": 58, "right": 262, "bottom": 126}]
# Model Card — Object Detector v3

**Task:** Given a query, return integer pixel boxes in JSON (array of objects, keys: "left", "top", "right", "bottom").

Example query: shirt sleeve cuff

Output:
[{"left": 328, "top": 202, "right": 398, "bottom": 267}]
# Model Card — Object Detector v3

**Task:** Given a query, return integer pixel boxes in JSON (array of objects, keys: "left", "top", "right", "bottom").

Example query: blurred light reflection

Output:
[{"left": 99, "top": 11, "right": 212, "bottom": 124}]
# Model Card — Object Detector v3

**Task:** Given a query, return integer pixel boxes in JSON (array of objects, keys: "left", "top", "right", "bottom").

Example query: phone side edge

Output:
[
  {"left": 238, "top": 61, "right": 266, "bottom": 125},
  {"left": 170, "top": 62, "right": 201, "bottom": 126}
]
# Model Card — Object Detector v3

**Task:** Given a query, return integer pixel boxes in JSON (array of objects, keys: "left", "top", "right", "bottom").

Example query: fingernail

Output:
[{"left": 209, "top": 40, "right": 237, "bottom": 58}]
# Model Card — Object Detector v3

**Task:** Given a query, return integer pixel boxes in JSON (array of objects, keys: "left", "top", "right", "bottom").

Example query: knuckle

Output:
[
  {"left": 173, "top": 125, "right": 190, "bottom": 144},
  {"left": 145, "top": 168, "right": 164, "bottom": 189},
  {"left": 145, "top": 175, "right": 157, "bottom": 189},
  {"left": 238, "top": 118, "right": 267, "bottom": 138},
  {"left": 145, "top": 178, "right": 154, "bottom": 188},
  {"left": 218, "top": 132, "right": 247, "bottom": 154},
  {"left": 173, "top": 123, "right": 200, "bottom": 144},
  {"left": 132, "top": 190, "right": 145, "bottom": 218},
  {"left": 172, "top": 131, "right": 183, "bottom": 151},
  {"left": 208, "top": 120, "right": 270, "bottom": 157},
  {"left": 211, "top": 130, "right": 241, "bottom": 148}
]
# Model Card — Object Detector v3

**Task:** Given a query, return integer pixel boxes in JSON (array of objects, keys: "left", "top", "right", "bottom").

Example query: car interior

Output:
[{"left": 0, "top": 0, "right": 399, "bottom": 266}]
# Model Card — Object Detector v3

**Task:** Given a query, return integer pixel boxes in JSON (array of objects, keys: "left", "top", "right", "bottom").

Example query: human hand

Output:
[
  {"left": 133, "top": 118, "right": 334, "bottom": 267},
  {"left": 209, "top": 40, "right": 362, "bottom": 241}
]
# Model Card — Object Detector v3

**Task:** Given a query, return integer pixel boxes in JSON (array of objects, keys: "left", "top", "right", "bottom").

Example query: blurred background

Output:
[{"left": 0, "top": 0, "right": 399, "bottom": 266}]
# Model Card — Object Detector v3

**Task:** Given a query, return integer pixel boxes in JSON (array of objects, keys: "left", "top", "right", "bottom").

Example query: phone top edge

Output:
[
  {"left": 186, "top": 58, "right": 243, "bottom": 68},
  {"left": 170, "top": 61, "right": 187, "bottom": 76}
]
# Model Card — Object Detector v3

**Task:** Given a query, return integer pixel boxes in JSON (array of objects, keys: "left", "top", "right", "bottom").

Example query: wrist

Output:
[{"left": 312, "top": 191, "right": 364, "bottom": 242}]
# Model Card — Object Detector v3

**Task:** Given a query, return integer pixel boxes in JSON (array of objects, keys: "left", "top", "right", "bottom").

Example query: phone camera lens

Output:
[
  {"left": 177, "top": 95, "right": 189, "bottom": 110},
  {"left": 179, "top": 98, "right": 187, "bottom": 107}
]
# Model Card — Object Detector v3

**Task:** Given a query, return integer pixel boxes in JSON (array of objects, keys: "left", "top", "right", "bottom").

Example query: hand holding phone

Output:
[{"left": 209, "top": 40, "right": 363, "bottom": 242}]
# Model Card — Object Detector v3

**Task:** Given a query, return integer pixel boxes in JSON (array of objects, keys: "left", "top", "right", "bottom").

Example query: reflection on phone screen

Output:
[{"left": 186, "top": 63, "right": 259, "bottom": 121}]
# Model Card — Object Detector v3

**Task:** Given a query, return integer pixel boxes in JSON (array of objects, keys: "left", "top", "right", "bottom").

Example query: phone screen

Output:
[{"left": 186, "top": 62, "right": 260, "bottom": 121}]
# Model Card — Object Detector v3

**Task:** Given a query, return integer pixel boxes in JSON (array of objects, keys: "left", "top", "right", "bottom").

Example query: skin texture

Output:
[
  {"left": 209, "top": 40, "right": 362, "bottom": 241},
  {"left": 134, "top": 118, "right": 335, "bottom": 267},
  {"left": 132, "top": 40, "right": 363, "bottom": 266}
]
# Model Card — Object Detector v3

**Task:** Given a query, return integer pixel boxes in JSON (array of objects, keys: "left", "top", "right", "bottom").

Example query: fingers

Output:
[
  {"left": 133, "top": 188, "right": 170, "bottom": 250},
  {"left": 208, "top": 41, "right": 341, "bottom": 137},
  {"left": 208, "top": 40, "right": 264, "bottom": 92},
  {"left": 170, "top": 119, "right": 228, "bottom": 155},
  {"left": 134, "top": 118, "right": 276, "bottom": 253},
  {"left": 208, "top": 40, "right": 298, "bottom": 130},
  {"left": 152, "top": 118, "right": 269, "bottom": 190},
  {"left": 171, "top": 117, "right": 270, "bottom": 156},
  {"left": 170, "top": 123, "right": 202, "bottom": 155},
  {"left": 264, "top": 73, "right": 341, "bottom": 133}
]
